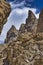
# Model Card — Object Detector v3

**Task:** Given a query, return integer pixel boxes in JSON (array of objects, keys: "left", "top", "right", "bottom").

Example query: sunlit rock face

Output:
[
  {"left": 0, "top": 0, "right": 11, "bottom": 33},
  {"left": 37, "top": 9, "right": 43, "bottom": 32}
]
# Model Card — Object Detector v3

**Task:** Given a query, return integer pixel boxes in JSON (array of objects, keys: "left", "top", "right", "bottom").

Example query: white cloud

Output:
[{"left": 10, "top": 0, "right": 31, "bottom": 9}]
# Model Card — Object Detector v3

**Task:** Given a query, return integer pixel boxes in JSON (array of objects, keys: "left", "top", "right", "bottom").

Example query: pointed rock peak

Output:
[
  {"left": 28, "top": 10, "right": 36, "bottom": 18},
  {"left": 11, "top": 25, "right": 16, "bottom": 29},
  {"left": 9, "top": 25, "right": 16, "bottom": 31},
  {"left": 26, "top": 10, "right": 36, "bottom": 24},
  {"left": 5, "top": 25, "right": 18, "bottom": 43}
]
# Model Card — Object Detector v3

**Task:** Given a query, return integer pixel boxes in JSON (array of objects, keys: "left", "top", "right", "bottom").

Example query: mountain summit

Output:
[{"left": 26, "top": 10, "right": 36, "bottom": 23}]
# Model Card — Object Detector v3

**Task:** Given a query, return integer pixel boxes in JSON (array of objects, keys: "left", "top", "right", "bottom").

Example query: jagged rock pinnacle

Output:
[
  {"left": 26, "top": 10, "right": 36, "bottom": 24},
  {"left": 5, "top": 25, "right": 18, "bottom": 43}
]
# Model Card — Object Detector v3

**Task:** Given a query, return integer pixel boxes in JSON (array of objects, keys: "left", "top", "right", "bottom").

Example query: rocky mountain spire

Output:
[
  {"left": 19, "top": 10, "right": 37, "bottom": 33},
  {"left": 26, "top": 10, "right": 36, "bottom": 24},
  {"left": 5, "top": 25, "right": 18, "bottom": 43}
]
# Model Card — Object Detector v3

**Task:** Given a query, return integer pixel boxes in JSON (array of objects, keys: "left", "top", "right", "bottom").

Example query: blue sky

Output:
[
  {"left": 7, "top": 0, "right": 43, "bottom": 13},
  {"left": 0, "top": 0, "right": 43, "bottom": 43}
]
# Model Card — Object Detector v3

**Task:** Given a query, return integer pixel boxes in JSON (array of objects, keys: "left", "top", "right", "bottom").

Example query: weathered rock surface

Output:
[
  {"left": 19, "top": 10, "right": 38, "bottom": 33},
  {"left": 0, "top": 0, "right": 11, "bottom": 33},
  {"left": 37, "top": 9, "right": 43, "bottom": 32},
  {"left": 0, "top": 33, "right": 43, "bottom": 65},
  {"left": 5, "top": 25, "right": 18, "bottom": 43}
]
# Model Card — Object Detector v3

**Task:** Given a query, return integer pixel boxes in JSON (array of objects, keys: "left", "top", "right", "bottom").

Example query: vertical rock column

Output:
[{"left": 25, "top": 10, "right": 37, "bottom": 32}]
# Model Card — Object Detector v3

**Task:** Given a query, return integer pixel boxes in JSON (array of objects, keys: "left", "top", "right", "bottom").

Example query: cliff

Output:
[{"left": 0, "top": 0, "right": 11, "bottom": 33}]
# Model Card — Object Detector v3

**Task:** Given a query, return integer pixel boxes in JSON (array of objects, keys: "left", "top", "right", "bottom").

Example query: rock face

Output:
[
  {"left": 5, "top": 25, "right": 18, "bottom": 43},
  {"left": 19, "top": 10, "right": 37, "bottom": 33},
  {"left": 26, "top": 10, "right": 36, "bottom": 25},
  {"left": 0, "top": 33, "right": 43, "bottom": 65},
  {"left": 37, "top": 9, "right": 43, "bottom": 32},
  {"left": 0, "top": 0, "right": 11, "bottom": 33},
  {"left": 26, "top": 10, "right": 38, "bottom": 33}
]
